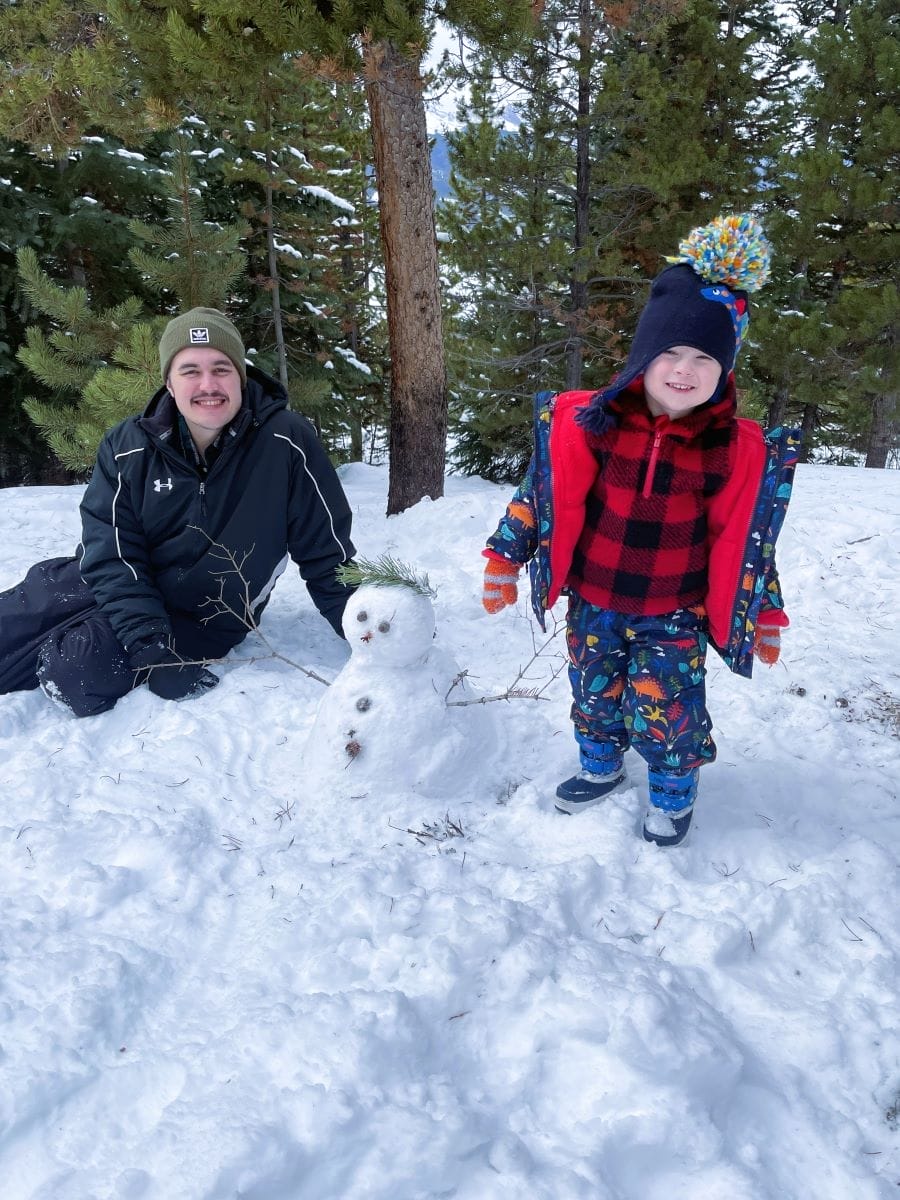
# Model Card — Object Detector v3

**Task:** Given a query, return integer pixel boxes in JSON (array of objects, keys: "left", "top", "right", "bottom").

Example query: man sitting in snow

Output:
[{"left": 0, "top": 308, "right": 356, "bottom": 717}]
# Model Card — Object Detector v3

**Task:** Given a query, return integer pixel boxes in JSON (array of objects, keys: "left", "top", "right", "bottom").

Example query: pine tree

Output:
[
  {"left": 329, "top": 81, "right": 391, "bottom": 461},
  {"left": 128, "top": 132, "right": 247, "bottom": 311},
  {"left": 0, "top": 130, "right": 174, "bottom": 481},
  {"left": 442, "top": 0, "right": 795, "bottom": 480},
  {"left": 1, "top": 1, "right": 391, "bottom": 475},
  {"left": 0, "top": 1, "right": 149, "bottom": 153},
  {"left": 748, "top": 0, "right": 898, "bottom": 466},
  {"left": 91, "top": 0, "right": 437, "bottom": 508},
  {"left": 216, "top": 79, "right": 385, "bottom": 459},
  {"left": 2, "top": 0, "right": 537, "bottom": 500},
  {"left": 16, "top": 246, "right": 150, "bottom": 471},
  {"left": 16, "top": 131, "right": 248, "bottom": 470},
  {"left": 586, "top": 0, "right": 779, "bottom": 370},
  {"left": 106, "top": 1, "right": 389, "bottom": 461},
  {"left": 0, "top": 140, "right": 69, "bottom": 483},
  {"left": 284, "top": 81, "right": 388, "bottom": 462},
  {"left": 441, "top": 37, "right": 575, "bottom": 480}
]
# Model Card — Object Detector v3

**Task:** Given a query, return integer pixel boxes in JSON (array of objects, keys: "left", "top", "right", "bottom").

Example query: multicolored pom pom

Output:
[{"left": 666, "top": 213, "right": 771, "bottom": 293}]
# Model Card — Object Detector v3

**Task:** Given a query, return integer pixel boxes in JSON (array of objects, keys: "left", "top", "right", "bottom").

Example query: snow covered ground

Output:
[{"left": 1, "top": 461, "right": 898, "bottom": 1200}]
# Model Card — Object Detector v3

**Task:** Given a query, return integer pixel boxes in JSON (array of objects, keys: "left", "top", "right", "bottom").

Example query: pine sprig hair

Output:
[
  {"left": 336, "top": 555, "right": 436, "bottom": 598},
  {"left": 665, "top": 213, "right": 771, "bottom": 293}
]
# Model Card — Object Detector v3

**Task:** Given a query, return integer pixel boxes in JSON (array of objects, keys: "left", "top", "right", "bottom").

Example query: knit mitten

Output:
[
  {"left": 129, "top": 637, "right": 219, "bottom": 701},
  {"left": 482, "top": 558, "right": 521, "bottom": 614},
  {"left": 753, "top": 623, "right": 781, "bottom": 665}
]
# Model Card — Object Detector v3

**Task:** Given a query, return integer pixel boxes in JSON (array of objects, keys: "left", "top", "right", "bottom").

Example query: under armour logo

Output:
[
  {"left": 189, "top": 327, "right": 210, "bottom": 344},
  {"left": 153, "top": 478, "right": 174, "bottom": 493}
]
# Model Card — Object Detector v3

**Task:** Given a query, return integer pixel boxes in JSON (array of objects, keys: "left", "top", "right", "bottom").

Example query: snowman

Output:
[{"left": 302, "top": 567, "right": 498, "bottom": 799}]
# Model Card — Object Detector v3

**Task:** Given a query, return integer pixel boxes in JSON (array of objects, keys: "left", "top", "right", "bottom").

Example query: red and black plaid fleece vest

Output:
[{"left": 568, "top": 389, "right": 736, "bottom": 615}]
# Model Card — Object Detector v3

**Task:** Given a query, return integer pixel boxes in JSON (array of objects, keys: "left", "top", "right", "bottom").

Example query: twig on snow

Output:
[
  {"left": 840, "top": 918, "right": 864, "bottom": 942},
  {"left": 446, "top": 612, "right": 567, "bottom": 706}
]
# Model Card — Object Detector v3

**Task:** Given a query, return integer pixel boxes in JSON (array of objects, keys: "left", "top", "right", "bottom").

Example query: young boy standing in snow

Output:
[{"left": 481, "top": 215, "right": 798, "bottom": 847}]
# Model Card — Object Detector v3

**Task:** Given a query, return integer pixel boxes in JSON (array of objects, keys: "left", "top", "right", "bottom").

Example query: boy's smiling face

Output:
[{"left": 643, "top": 346, "right": 722, "bottom": 420}]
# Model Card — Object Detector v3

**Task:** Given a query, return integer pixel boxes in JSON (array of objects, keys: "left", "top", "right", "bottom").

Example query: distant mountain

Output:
[{"left": 431, "top": 132, "right": 451, "bottom": 200}]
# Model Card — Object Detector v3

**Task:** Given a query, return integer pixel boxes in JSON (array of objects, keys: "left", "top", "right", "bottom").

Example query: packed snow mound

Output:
[
  {"left": 302, "top": 583, "right": 501, "bottom": 799},
  {"left": 0, "top": 461, "right": 898, "bottom": 1199}
]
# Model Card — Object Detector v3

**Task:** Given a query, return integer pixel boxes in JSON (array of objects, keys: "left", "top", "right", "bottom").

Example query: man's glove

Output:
[
  {"left": 129, "top": 637, "right": 219, "bottom": 702},
  {"left": 482, "top": 557, "right": 521, "bottom": 614},
  {"left": 753, "top": 623, "right": 782, "bottom": 666}
]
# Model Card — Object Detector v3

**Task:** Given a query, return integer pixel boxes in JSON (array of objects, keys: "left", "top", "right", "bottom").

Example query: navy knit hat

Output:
[{"left": 579, "top": 214, "right": 771, "bottom": 434}]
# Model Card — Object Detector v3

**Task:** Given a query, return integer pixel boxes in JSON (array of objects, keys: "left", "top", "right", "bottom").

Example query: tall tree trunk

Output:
[
  {"left": 864, "top": 323, "right": 897, "bottom": 468},
  {"left": 263, "top": 101, "right": 289, "bottom": 392},
  {"left": 798, "top": 402, "right": 818, "bottom": 462},
  {"left": 566, "top": 0, "right": 592, "bottom": 391},
  {"left": 864, "top": 390, "right": 897, "bottom": 469},
  {"left": 343, "top": 248, "right": 365, "bottom": 461},
  {"left": 340, "top": 167, "right": 367, "bottom": 463},
  {"left": 364, "top": 38, "right": 447, "bottom": 515},
  {"left": 768, "top": 256, "right": 808, "bottom": 429},
  {"left": 767, "top": 378, "right": 790, "bottom": 429},
  {"left": 263, "top": 167, "right": 289, "bottom": 392}
]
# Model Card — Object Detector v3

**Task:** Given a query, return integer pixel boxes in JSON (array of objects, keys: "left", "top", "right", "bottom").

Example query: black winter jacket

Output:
[{"left": 78, "top": 367, "right": 356, "bottom": 658}]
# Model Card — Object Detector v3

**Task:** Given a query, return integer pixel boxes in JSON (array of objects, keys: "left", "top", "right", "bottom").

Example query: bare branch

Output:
[
  {"left": 447, "top": 611, "right": 567, "bottom": 707},
  {"left": 185, "top": 526, "right": 330, "bottom": 686}
]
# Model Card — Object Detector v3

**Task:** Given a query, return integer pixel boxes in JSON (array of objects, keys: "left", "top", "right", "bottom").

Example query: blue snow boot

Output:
[
  {"left": 555, "top": 736, "right": 626, "bottom": 814},
  {"left": 642, "top": 767, "right": 699, "bottom": 847}
]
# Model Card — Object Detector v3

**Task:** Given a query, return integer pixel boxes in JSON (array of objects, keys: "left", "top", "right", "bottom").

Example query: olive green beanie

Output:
[{"left": 159, "top": 307, "right": 247, "bottom": 385}]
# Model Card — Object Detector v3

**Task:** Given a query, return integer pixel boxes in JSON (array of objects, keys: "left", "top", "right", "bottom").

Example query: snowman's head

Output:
[{"left": 342, "top": 584, "right": 436, "bottom": 668}]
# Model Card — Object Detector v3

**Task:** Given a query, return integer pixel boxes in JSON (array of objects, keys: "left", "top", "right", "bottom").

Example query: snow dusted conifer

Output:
[{"left": 16, "top": 131, "right": 247, "bottom": 471}]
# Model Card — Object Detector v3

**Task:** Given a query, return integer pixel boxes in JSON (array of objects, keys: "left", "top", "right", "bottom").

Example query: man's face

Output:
[
  {"left": 166, "top": 346, "right": 243, "bottom": 450},
  {"left": 643, "top": 346, "right": 722, "bottom": 420}
]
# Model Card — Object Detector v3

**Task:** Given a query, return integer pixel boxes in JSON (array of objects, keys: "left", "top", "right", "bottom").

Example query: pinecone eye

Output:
[
  {"left": 356, "top": 610, "right": 368, "bottom": 622},
  {"left": 377, "top": 620, "right": 391, "bottom": 634}
]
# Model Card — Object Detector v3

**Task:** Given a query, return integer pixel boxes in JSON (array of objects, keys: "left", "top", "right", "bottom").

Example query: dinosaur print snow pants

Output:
[{"left": 566, "top": 595, "right": 717, "bottom": 773}]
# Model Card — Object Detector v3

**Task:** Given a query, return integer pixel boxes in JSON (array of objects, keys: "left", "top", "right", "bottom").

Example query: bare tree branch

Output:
[
  {"left": 446, "top": 611, "right": 567, "bottom": 706},
  {"left": 185, "top": 527, "right": 331, "bottom": 686}
]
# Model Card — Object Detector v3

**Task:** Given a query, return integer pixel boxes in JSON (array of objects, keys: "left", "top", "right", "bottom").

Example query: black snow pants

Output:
[{"left": 0, "top": 557, "right": 134, "bottom": 717}]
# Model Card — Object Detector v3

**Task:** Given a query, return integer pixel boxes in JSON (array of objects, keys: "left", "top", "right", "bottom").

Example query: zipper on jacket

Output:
[
  {"left": 543, "top": 396, "right": 555, "bottom": 568},
  {"left": 642, "top": 429, "right": 663, "bottom": 498},
  {"left": 198, "top": 480, "right": 207, "bottom": 515}
]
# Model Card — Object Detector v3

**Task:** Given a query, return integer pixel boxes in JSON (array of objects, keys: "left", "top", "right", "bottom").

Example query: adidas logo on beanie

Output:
[{"left": 159, "top": 307, "right": 247, "bottom": 384}]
